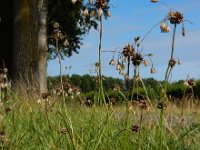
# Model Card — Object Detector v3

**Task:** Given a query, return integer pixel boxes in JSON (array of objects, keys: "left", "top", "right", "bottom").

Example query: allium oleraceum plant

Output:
[
  {"left": 0, "top": 67, "right": 8, "bottom": 104},
  {"left": 109, "top": 36, "right": 155, "bottom": 102},
  {"left": 83, "top": 0, "right": 111, "bottom": 105},
  {"left": 151, "top": 1, "right": 186, "bottom": 150}
]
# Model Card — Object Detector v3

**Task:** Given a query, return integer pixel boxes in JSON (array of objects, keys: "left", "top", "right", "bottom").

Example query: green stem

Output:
[
  {"left": 159, "top": 23, "right": 177, "bottom": 150},
  {"left": 98, "top": 15, "right": 105, "bottom": 106},
  {"left": 138, "top": 109, "right": 143, "bottom": 150},
  {"left": 124, "top": 101, "right": 130, "bottom": 150},
  {"left": 131, "top": 66, "right": 137, "bottom": 101},
  {"left": 56, "top": 40, "right": 65, "bottom": 103}
]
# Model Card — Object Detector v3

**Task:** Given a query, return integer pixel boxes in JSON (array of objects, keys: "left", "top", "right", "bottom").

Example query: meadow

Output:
[
  {"left": 1, "top": 0, "right": 200, "bottom": 149},
  {"left": 0, "top": 91, "right": 200, "bottom": 150}
]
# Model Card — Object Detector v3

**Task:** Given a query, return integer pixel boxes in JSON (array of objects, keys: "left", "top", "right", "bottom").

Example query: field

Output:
[{"left": 1, "top": 92, "right": 200, "bottom": 150}]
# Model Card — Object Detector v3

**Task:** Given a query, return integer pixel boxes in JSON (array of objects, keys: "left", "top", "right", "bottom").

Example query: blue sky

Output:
[{"left": 48, "top": 0, "right": 200, "bottom": 82}]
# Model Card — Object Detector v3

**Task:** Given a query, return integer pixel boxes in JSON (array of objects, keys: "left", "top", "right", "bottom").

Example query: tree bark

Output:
[
  {"left": 38, "top": 0, "right": 48, "bottom": 93},
  {"left": 13, "top": 0, "right": 39, "bottom": 86}
]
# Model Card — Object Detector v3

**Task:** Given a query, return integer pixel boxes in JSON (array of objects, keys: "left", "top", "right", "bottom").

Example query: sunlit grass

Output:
[{"left": 0, "top": 95, "right": 200, "bottom": 149}]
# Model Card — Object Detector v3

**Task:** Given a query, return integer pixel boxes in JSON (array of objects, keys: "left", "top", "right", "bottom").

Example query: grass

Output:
[{"left": 0, "top": 94, "right": 200, "bottom": 150}]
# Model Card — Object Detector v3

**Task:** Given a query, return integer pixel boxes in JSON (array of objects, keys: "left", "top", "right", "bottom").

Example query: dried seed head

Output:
[
  {"left": 109, "top": 58, "right": 115, "bottom": 66},
  {"left": 160, "top": 22, "right": 167, "bottom": 31},
  {"left": 83, "top": 8, "right": 89, "bottom": 16},
  {"left": 106, "top": 11, "right": 111, "bottom": 17},
  {"left": 150, "top": 67, "right": 156, "bottom": 74},
  {"left": 113, "top": 84, "right": 121, "bottom": 91},
  {"left": 41, "top": 92, "right": 49, "bottom": 100},
  {"left": 124, "top": 57, "right": 128, "bottom": 63},
  {"left": 116, "top": 63, "right": 121, "bottom": 70},
  {"left": 143, "top": 60, "right": 150, "bottom": 67},
  {"left": 98, "top": 8, "right": 103, "bottom": 16},
  {"left": 157, "top": 102, "right": 163, "bottom": 109},
  {"left": 124, "top": 74, "right": 129, "bottom": 80},
  {"left": 5, "top": 107, "right": 11, "bottom": 113},
  {"left": 165, "top": 25, "right": 171, "bottom": 32},
  {"left": 60, "top": 127, "right": 68, "bottom": 134},
  {"left": 63, "top": 39, "right": 69, "bottom": 46},
  {"left": 123, "top": 44, "right": 134, "bottom": 57},
  {"left": 184, "top": 78, "right": 196, "bottom": 88},
  {"left": 131, "top": 125, "right": 140, "bottom": 132},
  {"left": 132, "top": 53, "right": 143, "bottom": 66},
  {"left": 138, "top": 100, "right": 148, "bottom": 109},
  {"left": 134, "top": 75, "right": 141, "bottom": 81},
  {"left": 178, "top": 59, "right": 182, "bottom": 65},
  {"left": 151, "top": 0, "right": 158, "bottom": 2},
  {"left": 160, "top": 22, "right": 170, "bottom": 33},
  {"left": 168, "top": 58, "right": 176, "bottom": 68},
  {"left": 134, "top": 36, "right": 140, "bottom": 43},
  {"left": 168, "top": 11, "right": 183, "bottom": 24},
  {"left": 119, "top": 68, "right": 124, "bottom": 75},
  {"left": 182, "top": 26, "right": 185, "bottom": 36}
]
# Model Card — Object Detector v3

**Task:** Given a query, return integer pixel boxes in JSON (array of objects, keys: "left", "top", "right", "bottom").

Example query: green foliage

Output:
[
  {"left": 48, "top": 0, "right": 98, "bottom": 59},
  {"left": 48, "top": 74, "right": 124, "bottom": 93},
  {"left": 194, "top": 80, "right": 200, "bottom": 99},
  {"left": 1, "top": 96, "right": 200, "bottom": 149},
  {"left": 167, "top": 80, "right": 185, "bottom": 99}
]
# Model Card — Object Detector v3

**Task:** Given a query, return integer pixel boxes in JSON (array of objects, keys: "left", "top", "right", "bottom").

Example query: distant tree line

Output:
[{"left": 48, "top": 74, "right": 200, "bottom": 101}]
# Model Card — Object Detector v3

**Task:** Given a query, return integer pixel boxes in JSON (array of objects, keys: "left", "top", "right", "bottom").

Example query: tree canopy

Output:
[{"left": 48, "top": 0, "right": 98, "bottom": 59}]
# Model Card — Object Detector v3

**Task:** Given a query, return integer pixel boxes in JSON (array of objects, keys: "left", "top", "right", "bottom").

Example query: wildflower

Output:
[
  {"left": 124, "top": 74, "right": 129, "bottom": 80},
  {"left": 63, "top": 39, "right": 69, "bottom": 46},
  {"left": 98, "top": 8, "right": 103, "bottom": 16},
  {"left": 0, "top": 131, "right": 5, "bottom": 142},
  {"left": 160, "top": 22, "right": 170, "bottom": 33},
  {"left": 131, "top": 124, "right": 140, "bottom": 132},
  {"left": 182, "top": 26, "right": 185, "bottom": 36},
  {"left": 134, "top": 75, "right": 141, "bottom": 81},
  {"left": 184, "top": 78, "right": 196, "bottom": 88},
  {"left": 60, "top": 128, "right": 68, "bottom": 134},
  {"left": 37, "top": 99, "right": 41, "bottom": 104},
  {"left": 157, "top": 102, "right": 166, "bottom": 109},
  {"left": 138, "top": 100, "right": 148, "bottom": 109},
  {"left": 116, "top": 63, "right": 122, "bottom": 70},
  {"left": 123, "top": 44, "right": 134, "bottom": 57},
  {"left": 113, "top": 84, "right": 120, "bottom": 91},
  {"left": 109, "top": 58, "right": 115, "bottom": 66},
  {"left": 178, "top": 59, "right": 182, "bottom": 65},
  {"left": 106, "top": 11, "right": 111, "bottom": 17},
  {"left": 41, "top": 92, "right": 49, "bottom": 100},
  {"left": 151, "top": 0, "right": 158, "bottom": 3},
  {"left": 119, "top": 68, "right": 124, "bottom": 75},
  {"left": 132, "top": 53, "right": 143, "bottom": 66},
  {"left": 5, "top": 107, "right": 11, "bottom": 113},
  {"left": 150, "top": 67, "right": 156, "bottom": 74},
  {"left": 143, "top": 60, "right": 150, "bottom": 67},
  {"left": 134, "top": 36, "right": 140, "bottom": 43},
  {"left": 168, "top": 11, "right": 183, "bottom": 24},
  {"left": 168, "top": 58, "right": 176, "bottom": 68}
]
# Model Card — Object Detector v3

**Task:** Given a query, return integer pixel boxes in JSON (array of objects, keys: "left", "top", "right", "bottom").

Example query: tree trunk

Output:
[
  {"left": 13, "top": 0, "right": 39, "bottom": 86},
  {"left": 38, "top": 0, "right": 48, "bottom": 93},
  {"left": 0, "top": 0, "right": 14, "bottom": 75}
]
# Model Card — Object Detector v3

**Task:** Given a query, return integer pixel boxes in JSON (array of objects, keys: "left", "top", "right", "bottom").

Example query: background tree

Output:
[
  {"left": 0, "top": 0, "right": 98, "bottom": 91},
  {"left": 12, "top": 0, "right": 39, "bottom": 85},
  {"left": 47, "top": 0, "right": 98, "bottom": 59},
  {"left": 38, "top": 0, "right": 48, "bottom": 92}
]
